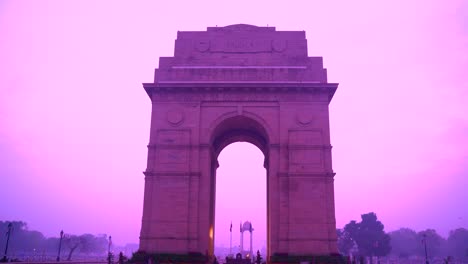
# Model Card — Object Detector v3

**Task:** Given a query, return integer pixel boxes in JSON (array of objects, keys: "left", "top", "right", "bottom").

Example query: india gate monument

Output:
[{"left": 139, "top": 24, "right": 339, "bottom": 261}]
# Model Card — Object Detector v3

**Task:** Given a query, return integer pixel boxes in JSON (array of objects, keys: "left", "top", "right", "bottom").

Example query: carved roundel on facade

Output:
[
  {"left": 166, "top": 109, "right": 184, "bottom": 126},
  {"left": 195, "top": 40, "right": 210, "bottom": 52},
  {"left": 272, "top": 39, "right": 287, "bottom": 52},
  {"left": 296, "top": 111, "right": 313, "bottom": 125}
]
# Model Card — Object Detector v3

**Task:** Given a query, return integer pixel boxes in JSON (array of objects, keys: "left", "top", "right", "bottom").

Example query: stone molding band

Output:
[
  {"left": 145, "top": 82, "right": 337, "bottom": 91},
  {"left": 143, "top": 171, "right": 201, "bottom": 177},
  {"left": 147, "top": 144, "right": 331, "bottom": 149}
]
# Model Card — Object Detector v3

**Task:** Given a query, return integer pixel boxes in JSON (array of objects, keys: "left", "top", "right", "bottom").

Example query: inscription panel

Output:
[
  {"left": 210, "top": 39, "right": 274, "bottom": 53},
  {"left": 289, "top": 130, "right": 323, "bottom": 145},
  {"left": 153, "top": 177, "right": 190, "bottom": 221},
  {"left": 153, "top": 130, "right": 191, "bottom": 171},
  {"left": 157, "top": 130, "right": 191, "bottom": 145},
  {"left": 151, "top": 92, "right": 329, "bottom": 103},
  {"left": 157, "top": 68, "right": 313, "bottom": 82},
  {"left": 158, "top": 149, "right": 188, "bottom": 164},
  {"left": 290, "top": 149, "right": 321, "bottom": 164},
  {"left": 289, "top": 149, "right": 323, "bottom": 173},
  {"left": 153, "top": 148, "right": 189, "bottom": 172}
]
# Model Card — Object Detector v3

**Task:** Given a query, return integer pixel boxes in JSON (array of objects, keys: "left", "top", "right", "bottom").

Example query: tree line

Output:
[
  {"left": 337, "top": 212, "right": 468, "bottom": 262},
  {"left": 2, "top": 217, "right": 467, "bottom": 262},
  {"left": 0, "top": 221, "right": 108, "bottom": 261}
]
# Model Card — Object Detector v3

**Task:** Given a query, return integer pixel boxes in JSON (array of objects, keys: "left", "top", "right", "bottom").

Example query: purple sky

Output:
[{"left": 0, "top": 1, "right": 467, "bottom": 250}]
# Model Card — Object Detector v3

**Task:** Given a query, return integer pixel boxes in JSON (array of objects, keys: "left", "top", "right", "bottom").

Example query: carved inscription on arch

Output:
[
  {"left": 289, "top": 130, "right": 323, "bottom": 145},
  {"left": 288, "top": 130, "right": 325, "bottom": 172},
  {"left": 152, "top": 130, "right": 191, "bottom": 171},
  {"left": 156, "top": 130, "right": 191, "bottom": 145},
  {"left": 210, "top": 39, "right": 273, "bottom": 53},
  {"left": 159, "top": 68, "right": 304, "bottom": 82},
  {"left": 194, "top": 38, "right": 287, "bottom": 53},
  {"left": 158, "top": 150, "right": 188, "bottom": 164},
  {"left": 151, "top": 92, "right": 327, "bottom": 102}
]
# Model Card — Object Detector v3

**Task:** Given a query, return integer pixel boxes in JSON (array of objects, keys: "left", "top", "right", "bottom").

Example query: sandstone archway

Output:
[{"left": 139, "top": 24, "right": 339, "bottom": 260}]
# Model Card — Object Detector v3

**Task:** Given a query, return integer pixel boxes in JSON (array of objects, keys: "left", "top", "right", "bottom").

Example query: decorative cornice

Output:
[
  {"left": 144, "top": 81, "right": 338, "bottom": 90},
  {"left": 171, "top": 66, "right": 307, "bottom": 69},
  {"left": 143, "top": 171, "right": 201, "bottom": 177},
  {"left": 143, "top": 82, "right": 338, "bottom": 103},
  {"left": 287, "top": 144, "right": 333, "bottom": 150},
  {"left": 147, "top": 144, "right": 191, "bottom": 149},
  {"left": 146, "top": 143, "right": 331, "bottom": 150},
  {"left": 278, "top": 172, "right": 336, "bottom": 178}
]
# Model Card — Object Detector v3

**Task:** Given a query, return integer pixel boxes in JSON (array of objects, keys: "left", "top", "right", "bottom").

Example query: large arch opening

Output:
[
  {"left": 209, "top": 115, "right": 270, "bottom": 260},
  {"left": 214, "top": 142, "right": 267, "bottom": 259}
]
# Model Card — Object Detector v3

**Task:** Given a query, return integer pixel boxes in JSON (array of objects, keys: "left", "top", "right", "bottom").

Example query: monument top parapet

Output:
[
  {"left": 207, "top": 24, "right": 276, "bottom": 32},
  {"left": 173, "top": 24, "right": 307, "bottom": 57},
  {"left": 151, "top": 24, "right": 330, "bottom": 84}
]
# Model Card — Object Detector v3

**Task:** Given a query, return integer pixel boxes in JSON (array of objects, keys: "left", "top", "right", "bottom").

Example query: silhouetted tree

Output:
[
  {"left": 63, "top": 235, "right": 81, "bottom": 260},
  {"left": 447, "top": 228, "right": 468, "bottom": 261},
  {"left": 388, "top": 228, "right": 419, "bottom": 258},
  {"left": 63, "top": 233, "right": 108, "bottom": 260},
  {"left": 344, "top": 213, "right": 391, "bottom": 261},
  {"left": 417, "top": 229, "right": 446, "bottom": 258},
  {"left": 79, "top": 233, "right": 107, "bottom": 254},
  {"left": 0, "top": 221, "right": 46, "bottom": 252},
  {"left": 44, "top": 237, "right": 60, "bottom": 252},
  {"left": 0, "top": 221, "right": 108, "bottom": 259},
  {"left": 336, "top": 228, "right": 355, "bottom": 255}
]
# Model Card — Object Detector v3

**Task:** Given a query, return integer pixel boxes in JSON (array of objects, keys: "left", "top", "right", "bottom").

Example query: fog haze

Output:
[{"left": 0, "top": 0, "right": 467, "bottom": 248}]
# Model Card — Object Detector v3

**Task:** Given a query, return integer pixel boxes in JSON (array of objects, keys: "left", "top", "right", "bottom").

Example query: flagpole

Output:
[
  {"left": 229, "top": 221, "right": 232, "bottom": 256},
  {"left": 240, "top": 222, "right": 243, "bottom": 254}
]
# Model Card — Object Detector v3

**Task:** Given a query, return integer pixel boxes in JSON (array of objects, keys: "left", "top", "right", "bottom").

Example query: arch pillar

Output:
[{"left": 267, "top": 144, "right": 280, "bottom": 256}]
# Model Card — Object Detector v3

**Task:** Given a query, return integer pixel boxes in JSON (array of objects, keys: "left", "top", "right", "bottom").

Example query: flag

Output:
[
  {"left": 240, "top": 222, "right": 242, "bottom": 232},
  {"left": 249, "top": 223, "right": 253, "bottom": 232},
  {"left": 230, "top": 221, "right": 232, "bottom": 232}
]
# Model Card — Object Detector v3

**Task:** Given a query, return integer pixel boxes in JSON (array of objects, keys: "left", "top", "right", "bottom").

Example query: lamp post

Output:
[
  {"left": 108, "top": 235, "right": 112, "bottom": 253},
  {"left": 56, "top": 230, "right": 64, "bottom": 262},
  {"left": 423, "top": 234, "right": 429, "bottom": 264},
  {"left": 2, "top": 223, "right": 12, "bottom": 262},
  {"left": 107, "top": 236, "right": 112, "bottom": 264}
]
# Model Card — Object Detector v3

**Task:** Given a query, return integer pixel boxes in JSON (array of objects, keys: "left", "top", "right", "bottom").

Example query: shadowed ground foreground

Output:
[
  {"left": 7, "top": 262, "right": 106, "bottom": 264},
  {"left": 11, "top": 257, "right": 468, "bottom": 264}
]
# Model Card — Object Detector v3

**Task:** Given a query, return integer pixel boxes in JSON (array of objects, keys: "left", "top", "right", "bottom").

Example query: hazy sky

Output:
[{"left": 0, "top": 0, "right": 467, "bottom": 250}]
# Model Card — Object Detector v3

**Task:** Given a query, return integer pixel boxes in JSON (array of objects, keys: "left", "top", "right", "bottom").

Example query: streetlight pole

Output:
[
  {"left": 56, "top": 230, "right": 64, "bottom": 262},
  {"left": 423, "top": 234, "right": 429, "bottom": 264},
  {"left": 107, "top": 236, "right": 112, "bottom": 264},
  {"left": 108, "top": 235, "right": 112, "bottom": 254},
  {"left": 2, "top": 223, "right": 12, "bottom": 262}
]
